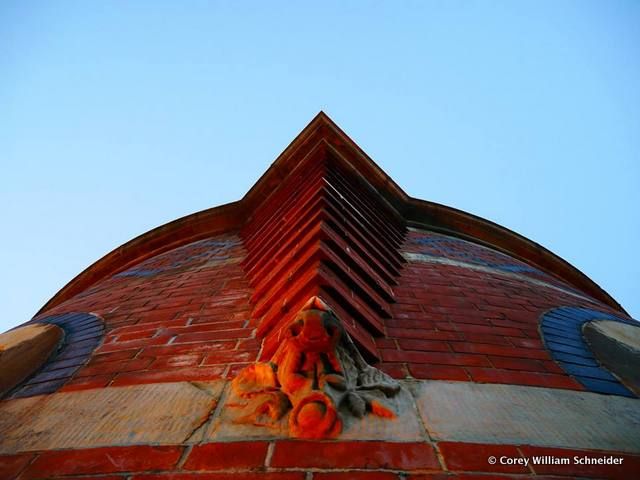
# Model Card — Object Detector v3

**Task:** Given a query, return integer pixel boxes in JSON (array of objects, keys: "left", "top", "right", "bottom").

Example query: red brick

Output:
[
  {"left": 375, "top": 338, "right": 398, "bottom": 349},
  {"left": 140, "top": 340, "right": 237, "bottom": 357},
  {"left": 541, "top": 361, "right": 565, "bottom": 375},
  {"left": 408, "top": 476, "right": 525, "bottom": 480},
  {"left": 271, "top": 441, "right": 440, "bottom": 470},
  {"left": 435, "top": 296, "right": 477, "bottom": 310},
  {"left": 174, "top": 329, "right": 250, "bottom": 343},
  {"left": 170, "top": 321, "right": 247, "bottom": 335},
  {"left": 0, "top": 453, "right": 34, "bottom": 479},
  {"left": 488, "top": 356, "right": 547, "bottom": 372},
  {"left": 117, "top": 330, "right": 159, "bottom": 342},
  {"left": 87, "top": 349, "right": 140, "bottom": 365},
  {"left": 111, "top": 318, "right": 189, "bottom": 335},
  {"left": 237, "top": 338, "right": 261, "bottom": 350},
  {"left": 451, "top": 324, "right": 525, "bottom": 337},
  {"left": 76, "top": 357, "right": 154, "bottom": 377},
  {"left": 21, "top": 446, "right": 182, "bottom": 478},
  {"left": 60, "top": 374, "right": 114, "bottom": 392},
  {"left": 520, "top": 445, "right": 640, "bottom": 480},
  {"left": 458, "top": 332, "right": 511, "bottom": 346},
  {"left": 183, "top": 442, "right": 268, "bottom": 471},
  {"left": 97, "top": 335, "right": 173, "bottom": 353},
  {"left": 111, "top": 365, "right": 227, "bottom": 386},
  {"left": 450, "top": 343, "right": 549, "bottom": 360},
  {"left": 314, "top": 473, "right": 401, "bottom": 480},
  {"left": 202, "top": 350, "right": 258, "bottom": 365},
  {"left": 377, "top": 362, "right": 409, "bottom": 379},
  {"left": 490, "top": 318, "right": 534, "bottom": 329},
  {"left": 437, "top": 442, "right": 528, "bottom": 473},
  {"left": 482, "top": 295, "right": 530, "bottom": 309},
  {"left": 41, "top": 477, "right": 122, "bottom": 480},
  {"left": 150, "top": 353, "right": 204, "bottom": 369},
  {"left": 132, "top": 474, "right": 305, "bottom": 480},
  {"left": 409, "top": 364, "right": 470, "bottom": 381},
  {"left": 496, "top": 309, "right": 537, "bottom": 323},
  {"left": 393, "top": 303, "right": 423, "bottom": 312},
  {"left": 136, "top": 308, "right": 184, "bottom": 323},
  {"left": 387, "top": 326, "right": 448, "bottom": 340},
  {"left": 466, "top": 367, "right": 583, "bottom": 390},
  {"left": 509, "top": 337, "right": 544, "bottom": 349},
  {"left": 381, "top": 349, "right": 490, "bottom": 367},
  {"left": 388, "top": 328, "right": 462, "bottom": 341},
  {"left": 397, "top": 339, "right": 451, "bottom": 352},
  {"left": 443, "top": 314, "right": 488, "bottom": 326}
]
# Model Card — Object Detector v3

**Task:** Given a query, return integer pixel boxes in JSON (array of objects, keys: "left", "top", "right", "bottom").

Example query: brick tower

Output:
[{"left": 1, "top": 113, "right": 639, "bottom": 479}]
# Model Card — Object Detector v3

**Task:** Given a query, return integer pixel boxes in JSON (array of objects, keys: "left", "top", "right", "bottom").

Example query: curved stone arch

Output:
[
  {"left": 7, "top": 312, "right": 104, "bottom": 399},
  {"left": 540, "top": 306, "right": 637, "bottom": 398}
]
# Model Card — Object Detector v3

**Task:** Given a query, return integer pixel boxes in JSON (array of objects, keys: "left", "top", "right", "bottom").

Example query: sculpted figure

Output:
[{"left": 231, "top": 296, "right": 401, "bottom": 438}]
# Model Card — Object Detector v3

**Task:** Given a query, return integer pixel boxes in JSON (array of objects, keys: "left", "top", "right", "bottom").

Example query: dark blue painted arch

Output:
[{"left": 540, "top": 306, "right": 637, "bottom": 398}]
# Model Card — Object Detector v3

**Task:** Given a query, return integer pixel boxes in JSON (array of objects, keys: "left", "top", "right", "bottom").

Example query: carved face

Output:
[{"left": 288, "top": 309, "right": 342, "bottom": 353}]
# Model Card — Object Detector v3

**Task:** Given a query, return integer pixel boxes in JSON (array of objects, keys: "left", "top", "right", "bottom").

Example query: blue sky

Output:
[{"left": 1, "top": 1, "right": 638, "bottom": 333}]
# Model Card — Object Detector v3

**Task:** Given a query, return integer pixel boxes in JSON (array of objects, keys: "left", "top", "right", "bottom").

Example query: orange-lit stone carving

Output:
[{"left": 231, "top": 296, "right": 401, "bottom": 438}]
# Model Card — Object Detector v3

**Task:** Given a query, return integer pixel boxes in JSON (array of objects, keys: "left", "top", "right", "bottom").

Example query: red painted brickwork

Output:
[
  {"left": 23, "top": 226, "right": 632, "bottom": 395},
  {"left": 373, "top": 229, "right": 632, "bottom": 389},
  {"left": 0, "top": 454, "right": 34, "bottom": 479},
  {"left": 7, "top": 442, "right": 639, "bottom": 479},
  {"left": 19, "top": 446, "right": 182, "bottom": 478},
  {"left": 241, "top": 144, "right": 406, "bottom": 361},
  {"left": 31, "top": 233, "right": 259, "bottom": 392}
]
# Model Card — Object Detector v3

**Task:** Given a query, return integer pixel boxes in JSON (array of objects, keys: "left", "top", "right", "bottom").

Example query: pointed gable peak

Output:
[{"left": 241, "top": 112, "right": 409, "bottom": 216}]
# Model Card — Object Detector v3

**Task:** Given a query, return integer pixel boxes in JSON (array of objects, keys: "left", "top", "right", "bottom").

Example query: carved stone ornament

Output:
[{"left": 231, "top": 296, "right": 402, "bottom": 439}]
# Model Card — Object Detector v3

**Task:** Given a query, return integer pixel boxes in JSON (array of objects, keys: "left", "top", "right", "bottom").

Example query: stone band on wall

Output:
[{"left": 1, "top": 379, "right": 638, "bottom": 455}]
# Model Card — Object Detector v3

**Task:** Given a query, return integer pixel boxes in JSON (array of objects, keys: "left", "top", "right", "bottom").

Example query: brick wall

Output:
[
  {"left": 26, "top": 228, "right": 632, "bottom": 396},
  {"left": 376, "top": 229, "right": 630, "bottom": 389},
  {"left": 31, "top": 233, "right": 257, "bottom": 392},
  {"left": 3, "top": 441, "right": 639, "bottom": 479},
  {"left": 6, "top": 227, "right": 636, "bottom": 479}
]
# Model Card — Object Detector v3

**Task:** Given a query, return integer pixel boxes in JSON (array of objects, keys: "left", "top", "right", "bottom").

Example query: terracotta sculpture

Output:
[{"left": 231, "top": 296, "right": 401, "bottom": 438}]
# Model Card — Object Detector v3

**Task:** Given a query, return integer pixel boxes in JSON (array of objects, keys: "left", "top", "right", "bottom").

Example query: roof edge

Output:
[
  {"left": 35, "top": 112, "right": 628, "bottom": 317},
  {"left": 404, "top": 197, "right": 626, "bottom": 315},
  {"left": 36, "top": 201, "right": 244, "bottom": 316}
]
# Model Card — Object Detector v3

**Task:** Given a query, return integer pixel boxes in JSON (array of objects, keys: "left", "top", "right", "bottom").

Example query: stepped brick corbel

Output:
[{"left": 240, "top": 141, "right": 407, "bottom": 362}]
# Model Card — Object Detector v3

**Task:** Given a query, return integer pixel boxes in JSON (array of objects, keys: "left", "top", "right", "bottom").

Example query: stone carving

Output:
[{"left": 231, "top": 296, "right": 401, "bottom": 438}]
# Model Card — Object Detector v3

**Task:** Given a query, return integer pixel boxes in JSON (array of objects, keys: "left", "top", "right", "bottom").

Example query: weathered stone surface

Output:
[
  {"left": 0, "top": 381, "right": 224, "bottom": 453},
  {"left": 412, "top": 380, "right": 640, "bottom": 453},
  {"left": 590, "top": 320, "right": 640, "bottom": 351},
  {"left": 210, "top": 382, "right": 423, "bottom": 441},
  {"left": 584, "top": 320, "right": 640, "bottom": 396},
  {"left": 0, "top": 324, "right": 64, "bottom": 396}
]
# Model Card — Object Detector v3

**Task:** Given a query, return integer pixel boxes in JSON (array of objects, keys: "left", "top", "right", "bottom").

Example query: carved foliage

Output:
[{"left": 231, "top": 296, "right": 401, "bottom": 439}]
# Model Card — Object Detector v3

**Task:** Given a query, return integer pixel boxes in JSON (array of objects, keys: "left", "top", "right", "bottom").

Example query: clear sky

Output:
[{"left": 1, "top": 1, "right": 638, "bottom": 333}]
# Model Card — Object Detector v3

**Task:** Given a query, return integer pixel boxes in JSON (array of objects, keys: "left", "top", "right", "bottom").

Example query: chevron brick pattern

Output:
[{"left": 241, "top": 142, "right": 406, "bottom": 360}]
